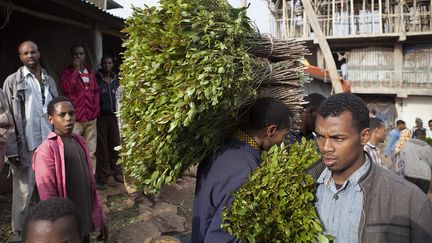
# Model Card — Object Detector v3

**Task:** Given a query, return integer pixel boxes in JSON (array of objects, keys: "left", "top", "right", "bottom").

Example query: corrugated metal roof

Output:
[{"left": 80, "top": 0, "right": 124, "bottom": 20}]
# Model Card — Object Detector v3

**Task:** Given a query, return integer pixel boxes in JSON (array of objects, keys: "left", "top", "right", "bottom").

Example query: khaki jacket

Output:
[
  {"left": 3, "top": 67, "right": 58, "bottom": 167},
  {"left": 308, "top": 153, "right": 432, "bottom": 243}
]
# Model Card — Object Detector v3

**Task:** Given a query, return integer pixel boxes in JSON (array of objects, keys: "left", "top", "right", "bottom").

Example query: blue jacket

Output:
[
  {"left": 96, "top": 70, "right": 119, "bottom": 115},
  {"left": 384, "top": 129, "right": 400, "bottom": 156},
  {"left": 192, "top": 138, "right": 261, "bottom": 243}
]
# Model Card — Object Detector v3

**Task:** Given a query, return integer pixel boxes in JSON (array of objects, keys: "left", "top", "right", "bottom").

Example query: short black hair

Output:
[
  {"left": 23, "top": 197, "right": 82, "bottom": 241},
  {"left": 396, "top": 120, "right": 406, "bottom": 126},
  {"left": 428, "top": 119, "right": 432, "bottom": 124},
  {"left": 101, "top": 54, "right": 113, "bottom": 63},
  {"left": 370, "top": 117, "right": 384, "bottom": 131},
  {"left": 302, "top": 93, "right": 326, "bottom": 109},
  {"left": 48, "top": 96, "right": 73, "bottom": 115},
  {"left": 318, "top": 93, "right": 369, "bottom": 132},
  {"left": 414, "top": 129, "right": 426, "bottom": 138},
  {"left": 246, "top": 97, "right": 293, "bottom": 130}
]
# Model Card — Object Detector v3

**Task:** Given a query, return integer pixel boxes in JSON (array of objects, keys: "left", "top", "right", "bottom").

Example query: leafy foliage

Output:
[
  {"left": 120, "top": 0, "right": 265, "bottom": 192},
  {"left": 221, "top": 140, "right": 329, "bottom": 242}
]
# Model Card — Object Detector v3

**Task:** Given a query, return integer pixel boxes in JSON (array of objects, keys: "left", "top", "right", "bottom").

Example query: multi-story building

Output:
[{"left": 268, "top": 0, "right": 432, "bottom": 128}]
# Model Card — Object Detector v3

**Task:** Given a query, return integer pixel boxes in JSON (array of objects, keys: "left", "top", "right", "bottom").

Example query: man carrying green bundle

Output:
[
  {"left": 311, "top": 93, "right": 432, "bottom": 242},
  {"left": 192, "top": 97, "right": 293, "bottom": 243}
]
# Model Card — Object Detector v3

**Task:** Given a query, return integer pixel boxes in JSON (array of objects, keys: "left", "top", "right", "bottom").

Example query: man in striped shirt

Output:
[{"left": 364, "top": 118, "right": 386, "bottom": 165}]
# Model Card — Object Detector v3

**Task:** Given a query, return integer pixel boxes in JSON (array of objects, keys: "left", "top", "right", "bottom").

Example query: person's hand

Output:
[
  {"left": 8, "top": 156, "right": 20, "bottom": 166},
  {"left": 72, "top": 58, "right": 82, "bottom": 70},
  {"left": 97, "top": 224, "right": 109, "bottom": 242}
]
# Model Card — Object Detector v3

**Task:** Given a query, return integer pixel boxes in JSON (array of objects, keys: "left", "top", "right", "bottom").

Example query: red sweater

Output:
[{"left": 60, "top": 65, "right": 99, "bottom": 121}]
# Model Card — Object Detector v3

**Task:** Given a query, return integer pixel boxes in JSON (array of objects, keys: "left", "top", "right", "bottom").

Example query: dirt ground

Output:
[{"left": 0, "top": 175, "right": 196, "bottom": 243}]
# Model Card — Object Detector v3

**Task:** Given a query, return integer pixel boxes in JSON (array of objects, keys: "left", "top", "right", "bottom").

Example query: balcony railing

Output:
[{"left": 270, "top": 1, "right": 432, "bottom": 39}]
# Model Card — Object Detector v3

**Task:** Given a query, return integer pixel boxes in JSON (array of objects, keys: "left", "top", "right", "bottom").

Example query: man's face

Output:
[
  {"left": 48, "top": 101, "right": 75, "bottom": 136},
  {"left": 397, "top": 123, "right": 406, "bottom": 131},
  {"left": 72, "top": 47, "right": 85, "bottom": 64},
  {"left": 101, "top": 58, "right": 114, "bottom": 72},
  {"left": 262, "top": 126, "right": 291, "bottom": 151},
  {"left": 429, "top": 121, "right": 432, "bottom": 131},
  {"left": 315, "top": 111, "right": 370, "bottom": 174},
  {"left": 19, "top": 43, "right": 40, "bottom": 69},
  {"left": 374, "top": 123, "right": 387, "bottom": 143},
  {"left": 25, "top": 216, "right": 81, "bottom": 243},
  {"left": 416, "top": 121, "right": 423, "bottom": 129}
]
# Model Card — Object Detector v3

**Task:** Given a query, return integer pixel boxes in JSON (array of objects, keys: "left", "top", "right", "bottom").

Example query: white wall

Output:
[{"left": 395, "top": 96, "right": 432, "bottom": 129}]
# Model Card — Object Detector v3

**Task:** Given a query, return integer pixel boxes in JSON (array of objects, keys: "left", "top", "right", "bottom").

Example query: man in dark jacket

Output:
[
  {"left": 95, "top": 55, "right": 122, "bottom": 189},
  {"left": 311, "top": 93, "right": 432, "bottom": 243},
  {"left": 192, "top": 97, "right": 293, "bottom": 243}
]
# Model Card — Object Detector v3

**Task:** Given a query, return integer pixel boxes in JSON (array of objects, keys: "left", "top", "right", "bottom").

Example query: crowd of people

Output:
[
  {"left": 1, "top": 40, "right": 432, "bottom": 243},
  {"left": 1, "top": 40, "right": 121, "bottom": 242},
  {"left": 192, "top": 93, "right": 432, "bottom": 242}
]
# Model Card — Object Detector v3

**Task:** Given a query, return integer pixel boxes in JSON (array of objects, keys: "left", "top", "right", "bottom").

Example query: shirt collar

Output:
[
  {"left": 366, "top": 142, "right": 377, "bottom": 149},
  {"left": 317, "top": 155, "right": 371, "bottom": 192},
  {"left": 22, "top": 66, "right": 45, "bottom": 81},
  {"left": 233, "top": 129, "right": 260, "bottom": 151}
]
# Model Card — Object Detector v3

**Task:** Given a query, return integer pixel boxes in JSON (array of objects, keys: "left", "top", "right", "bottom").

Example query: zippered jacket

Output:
[
  {"left": 3, "top": 67, "right": 58, "bottom": 167},
  {"left": 95, "top": 70, "right": 119, "bottom": 115},
  {"left": 60, "top": 65, "right": 99, "bottom": 122},
  {"left": 308, "top": 152, "right": 432, "bottom": 242}
]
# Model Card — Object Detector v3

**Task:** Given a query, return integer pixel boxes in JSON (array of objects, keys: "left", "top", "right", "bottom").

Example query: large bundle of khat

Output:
[
  {"left": 120, "top": 0, "right": 309, "bottom": 192},
  {"left": 221, "top": 140, "right": 330, "bottom": 242}
]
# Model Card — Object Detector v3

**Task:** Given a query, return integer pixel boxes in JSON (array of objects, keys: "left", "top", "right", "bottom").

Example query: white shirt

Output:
[{"left": 22, "top": 66, "right": 53, "bottom": 151}]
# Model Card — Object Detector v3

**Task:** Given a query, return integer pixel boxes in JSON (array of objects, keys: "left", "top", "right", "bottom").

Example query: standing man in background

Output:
[
  {"left": 60, "top": 45, "right": 99, "bottom": 170},
  {"left": 364, "top": 117, "right": 386, "bottom": 166},
  {"left": 400, "top": 129, "right": 432, "bottom": 194},
  {"left": 426, "top": 119, "right": 432, "bottom": 139},
  {"left": 297, "top": 93, "right": 326, "bottom": 141},
  {"left": 384, "top": 120, "right": 406, "bottom": 172},
  {"left": 95, "top": 55, "right": 123, "bottom": 189},
  {"left": 411, "top": 118, "right": 426, "bottom": 138},
  {"left": 3, "top": 40, "right": 58, "bottom": 242}
]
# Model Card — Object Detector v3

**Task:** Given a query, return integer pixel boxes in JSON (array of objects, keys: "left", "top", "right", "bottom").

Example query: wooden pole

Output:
[
  {"left": 379, "top": 0, "right": 382, "bottom": 33},
  {"left": 413, "top": 0, "right": 417, "bottom": 31},
  {"left": 301, "top": 0, "right": 343, "bottom": 93},
  {"left": 362, "top": 0, "right": 366, "bottom": 33},
  {"left": 351, "top": 0, "right": 355, "bottom": 35},
  {"left": 303, "top": 8, "right": 308, "bottom": 37},
  {"left": 326, "top": 1, "right": 331, "bottom": 35},
  {"left": 332, "top": 0, "right": 335, "bottom": 35},
  {"left": 291, "top": 0, "right": 295, "bottom": 36},
  {"left": 372, "top": 0, "right": 375, "bottom": 33}
]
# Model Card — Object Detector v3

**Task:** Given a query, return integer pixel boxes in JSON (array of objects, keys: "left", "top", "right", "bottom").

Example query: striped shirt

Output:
[{"left": 364, "top": 142, "right": 382, "bottom": 165}]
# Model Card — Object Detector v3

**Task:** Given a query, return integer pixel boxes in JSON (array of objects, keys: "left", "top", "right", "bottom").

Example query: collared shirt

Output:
[
  {"left": 22, "top": 66, "right": 53, "bottom": 151},
  {"left": 315, "top": 156, "right": 371, "bottom": 243},
  {"left": 80, "top": 68, "right": 90, "bottom": 89},
  {"left": 234, "top": 129, "right": 260, "bottom": 151},
  {"left": 364, "top": 142, "right": 382, "bottom": 165}
]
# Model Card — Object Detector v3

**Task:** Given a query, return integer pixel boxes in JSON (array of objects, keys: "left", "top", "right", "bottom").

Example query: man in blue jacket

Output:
[
  {"left": 95, "top": 55, "right": 122, "bottom": 189},
  {"left": 384, "top": 119, "right": 406, "bottom": 172},
  {"left": 192, "top": 97, "right": 293, "bottom": 243}
]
